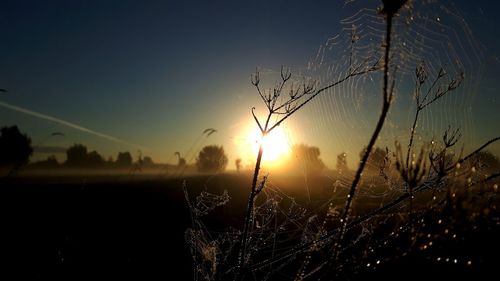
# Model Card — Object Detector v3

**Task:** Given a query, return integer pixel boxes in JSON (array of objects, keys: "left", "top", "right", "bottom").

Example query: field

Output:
[{"left": 0, "top": 172, "right": 498, "bottom": 280}]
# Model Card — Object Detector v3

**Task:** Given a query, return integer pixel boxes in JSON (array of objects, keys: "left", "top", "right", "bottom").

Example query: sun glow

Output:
[{"left": 248, "top": 126, "right": 291, "bottom": 163}]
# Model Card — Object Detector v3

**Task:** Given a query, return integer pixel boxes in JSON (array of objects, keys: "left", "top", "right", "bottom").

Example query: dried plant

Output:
[
  {"left": 395, "top": 141, "right": 428, "bottom": 218},
  {"left": 238, "top": 47, "right": 379, "bottom": 274},
  {"left": 334, "top": 0, "right": 408, "bottom": 262},
  {"left": 407, "top": 62, "right": 464, "bottom": 167},
  {"left": 184, "top": 1, "right": 500, "bottom": 280}
]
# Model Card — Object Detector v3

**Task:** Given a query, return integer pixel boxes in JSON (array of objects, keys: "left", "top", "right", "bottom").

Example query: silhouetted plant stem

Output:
[
  {"left": 406, "top": 109, "right": 421, "bottom": 222},
  {"left": 245, "top": 136, "right": 499, "bottom": 272},
  {"left": 335, "top": 10, "right": 395, "bottom": 260},
  {"left": 403, "top": 61, "right": 463, "bottom": 223},
  {"left": 249, "top": 176, "right": 499, "bottom": 274},
  {"left": 406, "top": 109, "right": 420, "bottom": 167},
  {"left": 238, "top": 144, "right": 263, "bottom": 270},
  {"left": 450, "top": 136, "right": 500, "bottom": 171},
  {"left": 406, "top": 65, "right": 463, "bottom": 170},
  {"left": 237, "top": 110, "right": 272, "bottom": 277},
  {"left": 236, "top": 60, "right": 378, "bottom": 278}
]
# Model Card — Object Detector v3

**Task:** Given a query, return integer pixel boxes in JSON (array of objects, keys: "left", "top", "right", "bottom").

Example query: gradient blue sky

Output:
[{"left": 0, "top": 0, "right": 499, "bottom": 168}]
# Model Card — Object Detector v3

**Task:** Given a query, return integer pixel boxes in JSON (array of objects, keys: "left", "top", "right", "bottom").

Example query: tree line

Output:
[
  {"left": 1, "top": 125, "right": 498, "bottom": 176},
  {"left": 0, "top": 125, "right": 229, "bottom": 173}
]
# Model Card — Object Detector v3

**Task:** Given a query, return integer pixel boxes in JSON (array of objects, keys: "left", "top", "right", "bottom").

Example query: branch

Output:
[
  {"left": 448, "top": 136, "right": 500, "bottom": 172},
  {"left": 256, "top": 174, "right": 268, "bottom": 195},
  {"left": 419, "top": 67, "right": 446, "bottom": 107},
  {"left": 267, "top": 67, "right": 374, "bottom": 132},
  {"left": 420, "top": 70, "right": 463, "bottom": 110},
  {"left": 252, "top": 107, "right": 264, "bottom": 133},
  {"left": 333, "top": 11, "right": 395, "bottom": 262}
]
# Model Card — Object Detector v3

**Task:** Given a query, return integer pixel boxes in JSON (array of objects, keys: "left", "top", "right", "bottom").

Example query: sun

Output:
[
  {"left": 248, "top": 126, "right": 291, "bottom": 163},
  {"left": 234, "top": 122, "right": 293, "bottom": 168}
]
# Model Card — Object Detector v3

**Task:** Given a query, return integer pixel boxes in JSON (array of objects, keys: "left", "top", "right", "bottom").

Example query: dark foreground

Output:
[
  {"left": 0, "top": 174, "right": 498, "bottom": 280},
  {"left": 0, "top": 176, "right": 196, "bottom": 280}
]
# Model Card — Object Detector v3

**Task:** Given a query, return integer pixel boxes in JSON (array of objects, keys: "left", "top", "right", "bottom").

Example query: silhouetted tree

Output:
[
  {"left": 0, "top": 125, "right": 33, "bottom": 169},
  {"left": 143, "top": 156, "right": 154, "bottom": 167},
  {"left": 359, "top": 146, "right": 387, "bottom": 174},
  {"left": 116, "top": 151, "right": 133, "bottom": 167},
  {"left": 196, "top": 145, "right": 228, "bottom": 173},
  {"left": 30, "top": 155, "right": 59, "bottom": 168},
  {"left": 65, "top": 144, "right": 105, "bottom": 167},
  {"left": 87, "top": 150, "right": 105, "bottom": 166},
  {"left": 129, "top": 151, "right": 145, "bottom": 174},
  {"left": 65, "top": 144, "right": 88, "bottom": 166},
  {"left": 107, "top": 156, "right": 114, "bottom": 164},
  {"left": 336, "top": 152, "right": 348, "bottom": 174},
  {"left": 235, "top": 158, "right": 242, "bottom": 172},
  {"left": 290, "top": 144, "right": 326, "bottom": 175}
]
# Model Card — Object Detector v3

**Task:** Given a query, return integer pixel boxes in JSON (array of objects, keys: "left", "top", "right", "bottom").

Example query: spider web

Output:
[
  {"left": 250, "top": 0, "right": 485, "bottom": 208},
  {"left": 289, "top": 1, "right": 488, "bottom": 276},
  {"left": 291, "top": 0, "right": 484, "bottom": 172},
  {"left": 184, "top": 1, "right": 495, "bottom": 280}
]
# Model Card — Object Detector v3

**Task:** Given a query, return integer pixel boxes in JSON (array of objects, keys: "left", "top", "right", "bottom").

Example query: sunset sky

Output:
[{"left": 0, "top": 0, "right": 499, "bottom": 169}]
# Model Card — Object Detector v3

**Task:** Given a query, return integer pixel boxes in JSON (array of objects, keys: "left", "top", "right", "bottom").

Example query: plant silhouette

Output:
[
  {"left": 175, "top": 151, "right": 186, "bottom": 167},
  {"left": 183, "top": 1, "right": 500, "bottom": 279}
]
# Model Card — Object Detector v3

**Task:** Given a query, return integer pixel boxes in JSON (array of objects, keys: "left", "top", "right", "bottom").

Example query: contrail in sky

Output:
[{"left": 0, "top": 100, "right": 145, "bottom": 150}]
